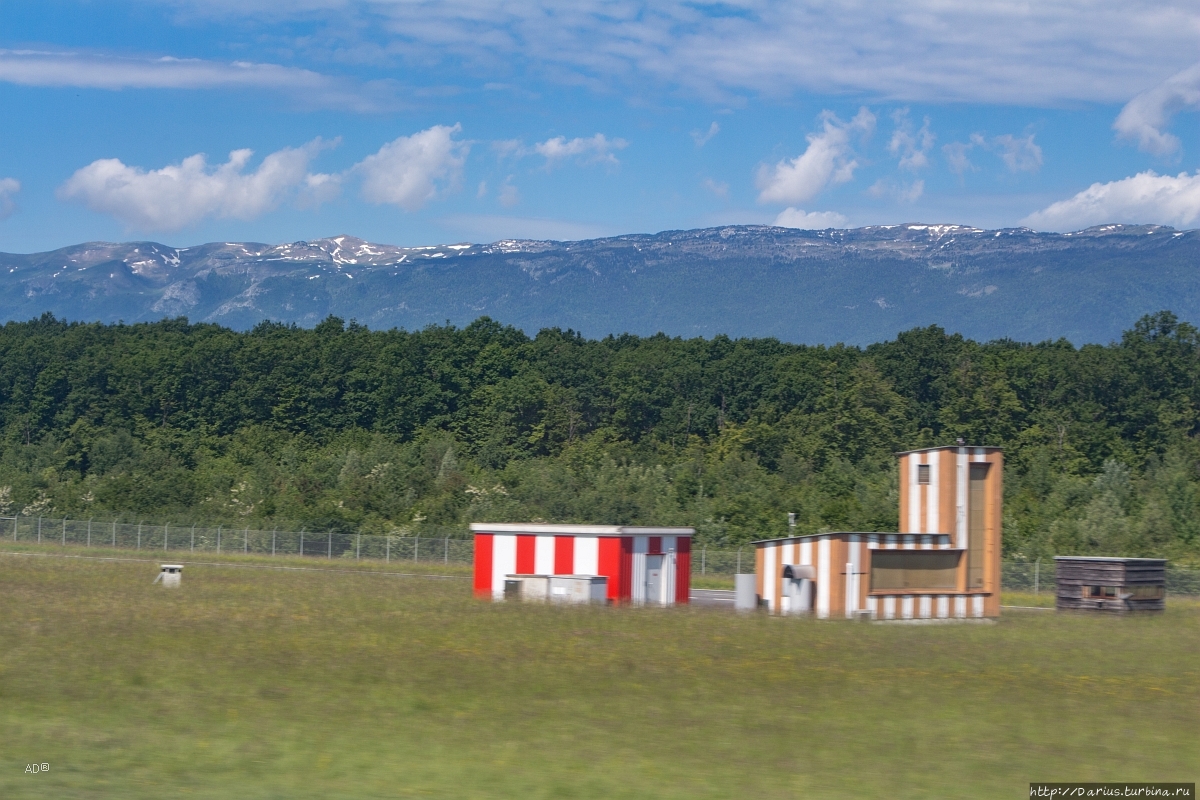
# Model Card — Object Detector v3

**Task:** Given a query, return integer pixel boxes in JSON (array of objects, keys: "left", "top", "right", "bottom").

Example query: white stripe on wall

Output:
[
  {"left": 973, "top": 595, "right": 984, "bottom": 618},
  {"left": 937, "top": 596, "right": 949, "bottom": 619},
  {"left": 800, "top": 539, "right": 812, "bottom": 566},
  {"left": 663, "top": 538, "right": 677, "bottom": 606},
  {"left": 817, "top": 537, "right": 831, "bottom": 619},
  {"left": 764, "top": 541, "right": 777, "bottom": 613},
  {"left": 954, "top": 595, "right": 967, "bottom": 618},
  {"left": 492, "top": 535, "right": 517, "bottom": 599},
  {"left": 956, "top": 448, "right": 968, "bottom": 549},
  {"left": 574, "top": 536, "right": 599, "bottom": 576},
  {"left": 927, "top": 449, "right": 940, "bottom": 533},
  {"left": 901, "top": 596, "right": 915, "bottom": 619},
  {"left": 973, "top": 447, "right": 986, "bottom": 462},
  {"left": 867, "top": 596, "right": 878, "bottom": 618},
  {"left": 884, "top": 596, "right": 896, "bottom": 620},
  {"left": 919, "top": 595, "right": 932, "bottom": 619},
  {"left": 534, "top": 535, "right": 555, "bottom": 575},
  {"left": 908, "top": 455, "right": 921, "bottom": 533}
]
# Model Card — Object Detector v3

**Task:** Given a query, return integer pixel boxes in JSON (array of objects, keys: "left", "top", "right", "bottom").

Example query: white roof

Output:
[{"left": 469, "top": 523, "right": 694, "bottom": 536}]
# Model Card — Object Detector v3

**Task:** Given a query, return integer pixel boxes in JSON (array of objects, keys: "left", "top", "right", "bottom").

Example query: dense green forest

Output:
[{"left": 1, "top": 311, "right": 1198, "bottom": 562}]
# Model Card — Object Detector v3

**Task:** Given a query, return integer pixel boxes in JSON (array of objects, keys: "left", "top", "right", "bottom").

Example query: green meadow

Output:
[{"left": 1, "top": 549, "right": 1196, "bottom": 799}]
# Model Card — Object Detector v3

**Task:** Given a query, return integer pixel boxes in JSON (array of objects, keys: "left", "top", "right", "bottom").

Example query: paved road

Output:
[{"left": 689, "top": 588, "right": 736, "bottom": 608}]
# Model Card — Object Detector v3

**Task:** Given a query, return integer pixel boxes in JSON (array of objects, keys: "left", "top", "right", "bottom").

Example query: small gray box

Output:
[{"left": 548, "top": 575, "right": 608, "bottom": 604}]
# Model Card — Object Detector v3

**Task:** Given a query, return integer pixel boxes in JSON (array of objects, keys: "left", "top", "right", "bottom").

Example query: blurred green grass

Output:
[{"left": 1, "top": 551, "right": 1196, "bottom": 799}]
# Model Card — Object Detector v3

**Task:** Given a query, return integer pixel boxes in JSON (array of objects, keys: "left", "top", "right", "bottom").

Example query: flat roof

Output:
[
  {"left": 895, "top": 445, "right": 1003, "bottom": 456},
  {"left": 1053, "top": 556, "right": 1167, "bottom": 563},
  {"left": 469, "top": 523, "right": 694, "bottom": 536},
  {"left": 752, "top": 531, "right": 947, "bottom": 544}
]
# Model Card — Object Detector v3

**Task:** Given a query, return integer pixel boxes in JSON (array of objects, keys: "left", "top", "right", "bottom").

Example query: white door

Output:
[{"left": 645, "top": 555, "right": 664, "bottom": 604}]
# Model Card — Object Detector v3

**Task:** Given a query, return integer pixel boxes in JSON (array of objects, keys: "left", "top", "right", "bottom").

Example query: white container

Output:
[
  {"left": 154, "top": 564, "right": 183, "bottom": 587},
  {"left": 548, "top": 575, "right": 607, "bottom": 604}
]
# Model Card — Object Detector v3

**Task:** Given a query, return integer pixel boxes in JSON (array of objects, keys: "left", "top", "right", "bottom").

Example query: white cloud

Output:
[
  {"left": 58, "top": 140, "right": 330, "bottom": 231},
  {"left": 692, "top": 122, "right": 720, "bottom": 147},
  {"left": 0, "top": 49, "right": 387, "bottom": 111},
  {"left": 941, "top": 132, "right": 1042, "bottom": 175},
  {"left": 532, "top": 134, "right": 627, "bottom": 167},
  {"left": 990, "top": 134, "right": 1043, "bottom": 173},
  {"left": 0, "top": 177, "right": 19, "bottom": 220},
  {"left": 756, "top": 108, "right": 875, "bottom": 205},
  {"left": 1114, "top": 62, "right": 1200, "bottom": 157},
  {"left": 702, "top": 178, "right": 729, "bottom": 198},
  {"left": 498, "top": 178, "right": 520, "bottom": 208},
  {"left": 1021, "top": 170, "right": 1200, "bottom": 231},
  {"left": 888, "top": 111, "right": 934, "bottom": 171},
  {"left": 773, "top": 207, "right": 849, "bottom": 229},
  {"left": 943, "top": 141, "right": 976, "bottom": 176},
  {"left": 355, "top": 124, "right": 468, "bottom": 211},
  {"left": 154, "top": 1, "right": 1200, "bottom": 105}
]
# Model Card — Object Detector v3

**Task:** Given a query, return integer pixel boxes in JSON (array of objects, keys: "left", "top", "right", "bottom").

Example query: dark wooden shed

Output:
[{"left": 1054, "top": 557, "right": 1166, "bottom": 613}]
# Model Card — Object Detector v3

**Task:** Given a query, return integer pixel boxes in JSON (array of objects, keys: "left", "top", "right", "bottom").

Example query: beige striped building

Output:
[{"left": 755, "top": 445, "right": 1002, "bottom": 619}]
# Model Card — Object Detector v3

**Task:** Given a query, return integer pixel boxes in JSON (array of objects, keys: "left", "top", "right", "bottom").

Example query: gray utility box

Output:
[
  {"left": 548, "top": 575, "right": 608, "bottom": 604},
  {"left": 504, "top": 574, "right": 551, "bottom": 601}
]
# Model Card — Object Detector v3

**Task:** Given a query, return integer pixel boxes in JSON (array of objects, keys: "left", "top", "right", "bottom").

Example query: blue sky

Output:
[{"left": 1, "top": 0, "right": 1199, "bottom": 252}]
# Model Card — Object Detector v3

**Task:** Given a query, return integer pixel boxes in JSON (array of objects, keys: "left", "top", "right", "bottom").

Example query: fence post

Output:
[
  {"left": 164, "top": 523, "right": 169, "bottom": 551},
  {"left": 327, "top": 531, "right": 332, "bottom": 560},
  {"left": 244, "top": 528, "right": 248, "bottom": 555},
  {"left": 444, "top": 536, "right": 449, "bottom": 565},
  {"left": 386, "top": 534, "right": 390, "bottom": 563},
  {"left": 272, "top": 528, "right": 277, "bottom": 557},
  {"left": 63, "top": 517, "right": 67, "bottom": 546},
  {"left": 701, "top": 545, "right": 706, "bottom": 575},
  {"left": 191, "top": 523, "right": 196, "bottom": 552},
  {"left": 300, "top": 529, "right": 304, "bottom": 557},
  {"left": 736, "top": 546, "right": 742, "bottom": 574},
  {"left": 217, "top": 526, "right": 222, "bottom": 555},
  {"left": 414, "top": 535, "right": 419, "bottom": 563},
  {"left": 356, "top": 532, "right": 361, "bottom": 560},
  {"left": 112, "top": 520, "right": 116, "bottom": 548},
  {"left": 1034, "top": 558, "right": 1040, "bottom": 595},
  {"left": 87, "top": 518, "right": 92, "bottom": 548},
  {"left": 38, "top": 516, "right": 42, "bottom": 544},
  {"left": 137, "top": 522, "right": 142, "bottom": 550}
]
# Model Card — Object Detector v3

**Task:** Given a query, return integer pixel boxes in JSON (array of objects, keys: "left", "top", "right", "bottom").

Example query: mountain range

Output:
[{"left": 2, "top": 223, "right": 1198, "bottom": 345}]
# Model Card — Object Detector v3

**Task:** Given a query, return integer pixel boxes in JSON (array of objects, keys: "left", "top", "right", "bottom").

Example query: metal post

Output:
[
  {"left": 444, "top": 536, "right": 449, "bottom": 565},
  {"left": 272, "top": 528, "right": 277, "bottom": 556},
  {"left": 244, "top": 528, "right": 248, "bottom": 554},
  {"left": 1034, "top": 558, "right": 1040, "bottom": 595},
  {"left": 137, "top": 522, "right": 141, "bottom": 550},
  {"left": 191, "top": 523, "right": 195, "bottom": 552},
  {"left": 414, "top": 535, "right": 419, "bottom": 563},
  {"left": 87, "top": 518, "right": 92, "bottom": 548},
  {"left": 164, "top": 523, "right": 168, "bottom": 551},
  {"left": 327, "top": 531, "right": 332, "bottom": 560},
  {"left": 63, "top": 517, "right": 67, "bottom": 546},
  {"left": 300, "top": 529, "right": 304, "bottom": 557},
  {"left": 356, "top": 533, "right": 361, "bottom": 560},
  {"left": 736, "top": 546, "right": 742, "bottom": 574},
  {"left": 112, "top": 520, "right": 116, "bottom": 548},
  {"left": 702, "top": 545, "right": 706, "bottom": 575},
  {"left": 38, "top": 516, "right": 42, "bottom": 544},
  {"left": 217, "top": 526, "right": 222, "bottom": 555},
  {"left": 386, "top": 534, "right": 390, "bottom": 563}
]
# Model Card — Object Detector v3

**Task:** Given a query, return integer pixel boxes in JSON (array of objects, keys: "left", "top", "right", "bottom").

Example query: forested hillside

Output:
[{"left": 1, "top": 312, "right": 1198, "bottom": 562}]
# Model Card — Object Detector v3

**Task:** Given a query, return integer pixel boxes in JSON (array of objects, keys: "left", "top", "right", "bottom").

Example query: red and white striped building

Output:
[{"left": 470, "top": 524, "right": 694, "bottom": 605}]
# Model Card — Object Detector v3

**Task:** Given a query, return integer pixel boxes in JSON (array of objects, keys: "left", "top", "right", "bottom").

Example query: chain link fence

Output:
[
  {"left": 0, "top": 515, "right": 473, "bottom": 567},
  {"left": 3, "top": 515, "right": 1198, "bottom": 593}
]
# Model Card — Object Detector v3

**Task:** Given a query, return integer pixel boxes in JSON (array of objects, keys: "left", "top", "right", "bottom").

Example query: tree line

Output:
[{"left": 0, "top": 311, "right": 1197, "bottom": 561}]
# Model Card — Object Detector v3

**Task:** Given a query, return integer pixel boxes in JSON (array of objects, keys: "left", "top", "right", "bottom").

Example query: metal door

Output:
[{"left": 645, "top": 555, "right": 664, "bottom": 604}]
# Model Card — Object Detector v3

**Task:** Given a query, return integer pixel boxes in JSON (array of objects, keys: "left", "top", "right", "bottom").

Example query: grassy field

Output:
[{"left": 1, "top": 549, "right": 1196, "bottom": 799}]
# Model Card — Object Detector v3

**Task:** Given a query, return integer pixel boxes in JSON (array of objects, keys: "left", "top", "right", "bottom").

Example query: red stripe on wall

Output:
[
  {"left": 515, "top": 534, "right": 536, "bottom": 574},
  {"left": 473, "top": 534, "right": 493, "bottom": 596},
  {"left": 554, "top": 536, "right": 574, "bottom": 574},
  {"left": 598, "top": 536, "right": 622, "bottom": 601},
  {"left": 675, "top": 536, "right": 691, "bottom": 604},
  {"left": 620, "top": 537, "right": 633, "bottom": 601},
  {"left": 648, "top": 536, "right": 662, "bottom": 555}
]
